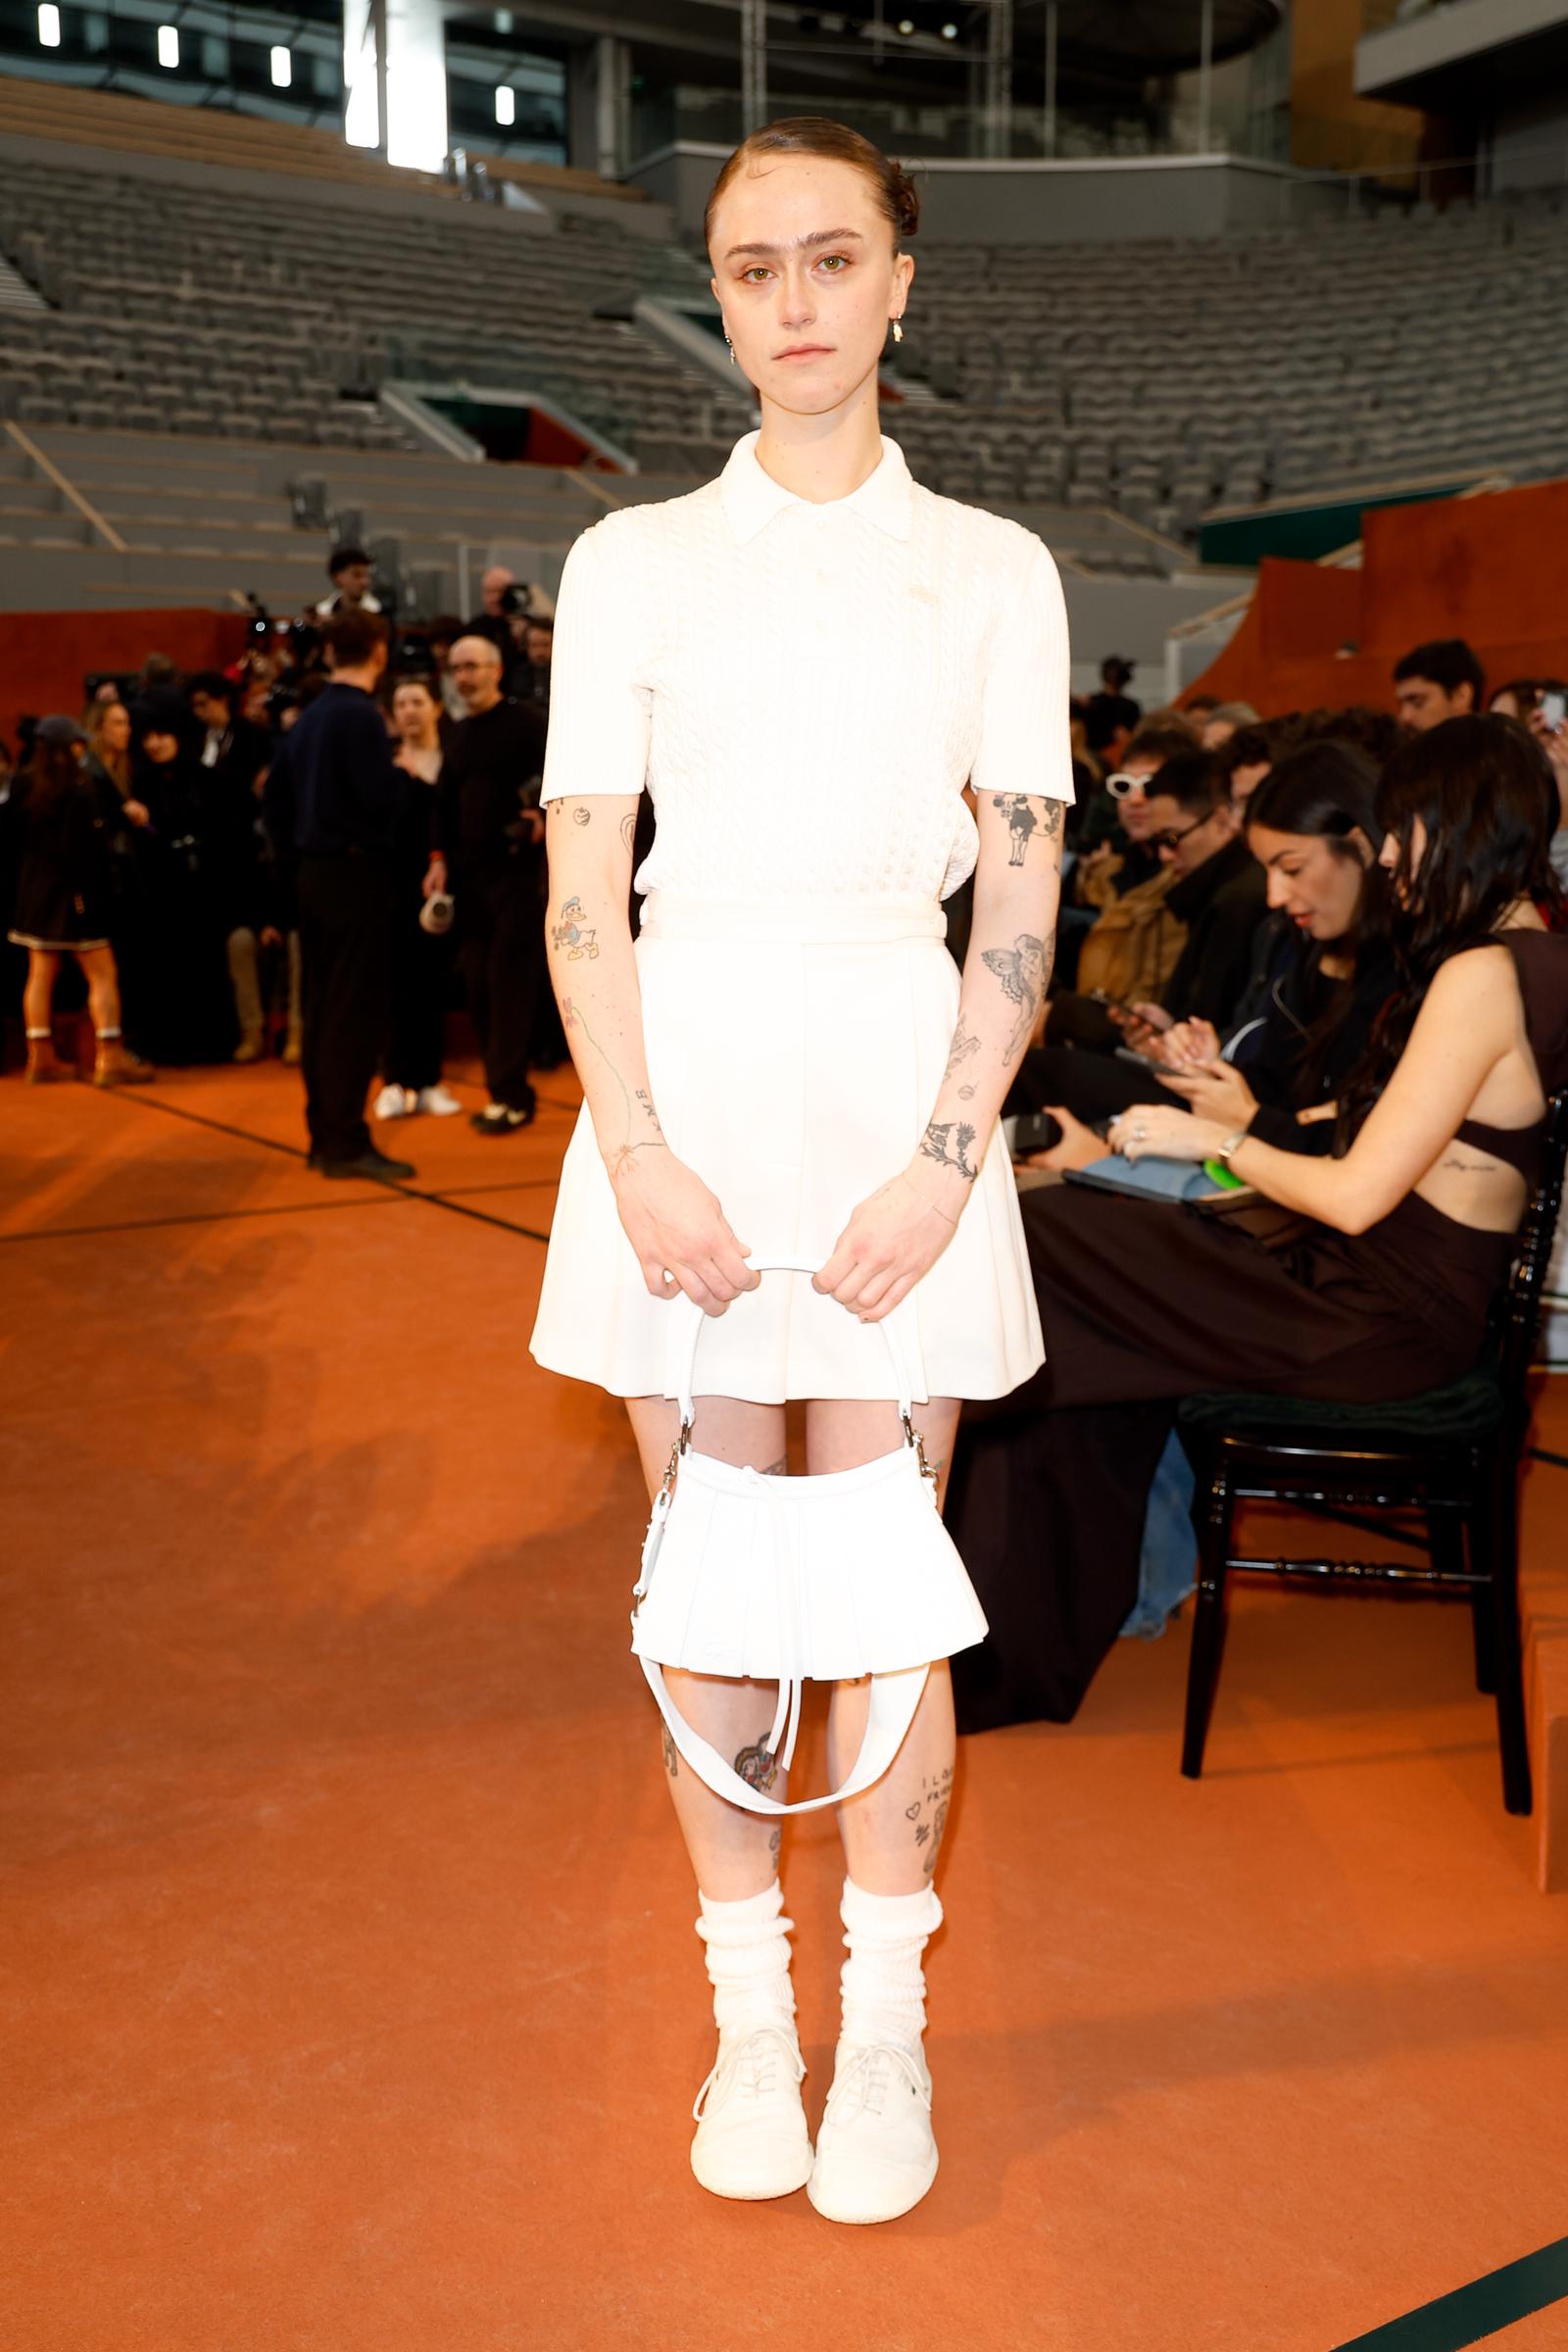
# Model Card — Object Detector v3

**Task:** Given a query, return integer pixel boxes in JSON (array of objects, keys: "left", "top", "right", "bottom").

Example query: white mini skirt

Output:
[{"left": 528, "top": 891, "right": 1047, "bottom": 1405}]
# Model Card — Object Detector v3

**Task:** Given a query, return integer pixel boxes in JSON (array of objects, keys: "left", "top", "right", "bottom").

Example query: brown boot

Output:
[
  {"left": 233, "top": 1031, "right": 266, "bottom": 1065},
  {"left": 281, "top": 1030, "right": 303, "bottom": 1067},
  {"left": 91, "top": 1035, "right": 156, "bottom": 1088},
  {"left": 24, "top": 1030, "right": 60, "bottom": 1085}
]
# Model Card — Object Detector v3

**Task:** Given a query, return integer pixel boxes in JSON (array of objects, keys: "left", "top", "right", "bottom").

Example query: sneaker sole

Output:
[
  {"left": 691, "top": 2145, "right": 814, "bottom": 2202},
  {"left": 806, "top": 2146, "right": 939, "bottom": 2225}
]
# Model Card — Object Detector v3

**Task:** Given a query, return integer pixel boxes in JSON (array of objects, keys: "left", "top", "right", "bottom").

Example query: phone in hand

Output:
[{"left": 1542, "top": 689, "right": 1566, "bottom": 734}]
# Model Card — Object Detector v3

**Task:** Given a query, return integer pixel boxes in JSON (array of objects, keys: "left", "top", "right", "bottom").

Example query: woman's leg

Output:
[
  {"left": 23, "top": 950, "right": 60, "bottom": 1035},
  {"left": 24, "top": 952, "right": 61, "bottom": 1078},
  {"left": 803, "top": 1394, "right": 962, "bottom": 2225},
  {"left": 625, "top": 1392, "right": 790, "bottom": 1901},
  {"left": 626, "top": 1390, "right": 811, "bottom": 2200},
  {"left": 76, "top": 945, "right": 122, "bottom": 1042},
  {"left": 807, "top": 1396, "right": 961, "bottom": 1894}
]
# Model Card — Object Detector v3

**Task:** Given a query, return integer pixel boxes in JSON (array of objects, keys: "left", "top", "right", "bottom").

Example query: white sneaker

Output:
[
  {"left": 372, "top": 1084, "right": 415, "bottom": 1120},
  {"left": 416, "top": 1084, "right": 464, "bottom": 1116},
  {"left": 690, "top": 2025, "right": 813, "bottom": 2202},
  {"left": 807, "top": 2040, "right": 938, "bottom": 2225}
]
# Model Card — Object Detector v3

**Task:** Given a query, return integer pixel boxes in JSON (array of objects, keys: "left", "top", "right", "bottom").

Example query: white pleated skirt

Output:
[{"left": 528, "top": 891, "right": 1047, "bottom": 1405}]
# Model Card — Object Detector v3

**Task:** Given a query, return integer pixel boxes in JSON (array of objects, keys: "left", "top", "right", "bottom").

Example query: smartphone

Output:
[{"left": 1542, "top": 690, "right": 1566, "bottom": 733}]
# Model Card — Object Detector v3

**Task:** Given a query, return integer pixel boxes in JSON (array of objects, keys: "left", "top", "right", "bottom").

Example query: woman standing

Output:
[
  {"left": 6, "top": 715, "right": 153, "bottom": 1085},
  {"left": 375, "top": 675, "right": 462, "bottom": 1120},
  {"left": 528, "top": 120, "right": 1070, "bottom": 2223}
]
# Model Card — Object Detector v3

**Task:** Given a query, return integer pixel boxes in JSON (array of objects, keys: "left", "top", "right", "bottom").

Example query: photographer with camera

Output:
[{"left": 422, "top": 635, "right": 547, "bottom": 1136}]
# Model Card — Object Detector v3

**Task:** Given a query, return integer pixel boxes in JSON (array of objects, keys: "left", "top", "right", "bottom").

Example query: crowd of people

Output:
[
  {"left": 5, "top": 608, "right": 1566, "bottom": 1606},
  {"left": 939, "top": 635, "right": 1568, "bottom": 1726},
  {"left": 0, "top": 547, "right": 559, "bottom": 1178}
]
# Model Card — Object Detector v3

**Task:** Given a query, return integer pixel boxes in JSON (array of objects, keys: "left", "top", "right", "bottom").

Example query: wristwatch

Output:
[{"left": 1216, "top": 1127, "right": 1250, "bottom": 1169}]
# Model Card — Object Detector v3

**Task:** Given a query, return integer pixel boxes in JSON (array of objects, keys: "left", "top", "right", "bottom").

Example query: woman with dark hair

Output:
[
  {"left": 1030, "top": 739, "right": 1396, "bottom": 1158},
  {"left": 528, "top": 117, "right": 1070, "bottom": 2221},
  {"left": 4, "top": 716, "right": 153, "bottom": 1085},
  {"left": 951, "top": 715, "right": 1568, "bottom": 1729}
]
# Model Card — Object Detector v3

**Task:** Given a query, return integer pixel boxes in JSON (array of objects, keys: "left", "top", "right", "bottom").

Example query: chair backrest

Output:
[{"left": 1495, "top": 1089, "right": 1568, "bottom": 1413}]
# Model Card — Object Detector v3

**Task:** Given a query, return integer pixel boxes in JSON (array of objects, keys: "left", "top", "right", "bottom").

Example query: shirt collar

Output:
[{"left": 718, "top": 428, "right": 913, "bottom": 545}]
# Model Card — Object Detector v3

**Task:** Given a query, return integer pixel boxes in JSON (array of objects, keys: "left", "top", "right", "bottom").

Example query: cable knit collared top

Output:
[{"left": 540, "top": 428, "right": 1072, "bottom": 902}]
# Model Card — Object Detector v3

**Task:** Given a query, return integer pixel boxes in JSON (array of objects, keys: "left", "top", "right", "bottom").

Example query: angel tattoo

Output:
[{"left": 982, "top": 931, "right": 1048, "bottom": 1059}]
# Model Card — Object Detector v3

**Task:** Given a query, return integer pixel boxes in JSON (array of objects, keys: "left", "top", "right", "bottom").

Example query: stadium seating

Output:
[{"left": 2, "top": 87, "right": 1565, "bottom": 571}]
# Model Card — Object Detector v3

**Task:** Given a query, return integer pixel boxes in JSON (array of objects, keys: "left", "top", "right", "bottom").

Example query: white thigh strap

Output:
[{"left": 640, "top": 1658, "right": 928, "bottom": 1817}]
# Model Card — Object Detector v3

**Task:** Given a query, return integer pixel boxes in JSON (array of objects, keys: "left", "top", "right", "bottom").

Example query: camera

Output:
[{"left": 498, "top": 583, "right": 534, "bottom": 617}]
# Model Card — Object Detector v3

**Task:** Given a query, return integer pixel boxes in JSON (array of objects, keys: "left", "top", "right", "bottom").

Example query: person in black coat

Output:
[
  {"left": 188, "top": 672, "right": 272, "bottom": 1060},
  {"left": 263, "top": 612, "right": 413, "bottom": 1181},
  {"left": 4, "top": 715, "right": 154, "bottom": 1085},
  {"left": 422, "top": 635, "right": 548, "bottom": 1135}
]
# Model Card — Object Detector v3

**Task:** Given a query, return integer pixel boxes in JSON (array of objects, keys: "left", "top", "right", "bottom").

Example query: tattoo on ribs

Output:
[
  {"left": 550, "top": 895, "right": 600, "bottom": 961},
  {"left": 981, "top": 932, "right": 1048, "bottom": 1059},
  {"left": 919, "top": 1119, "right": 979, "bottom": 1183}
]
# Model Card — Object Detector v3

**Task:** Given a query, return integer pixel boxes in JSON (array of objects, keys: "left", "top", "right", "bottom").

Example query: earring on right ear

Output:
[{"left": 725, "top": 333, "right": 738, "bottom": 365}]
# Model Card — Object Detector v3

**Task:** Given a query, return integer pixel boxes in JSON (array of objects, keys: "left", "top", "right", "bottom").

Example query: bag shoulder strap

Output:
[
  {"left": 639, "top": 1657, "right": 929, "bottom": 1818},
  {"left": 672, "top": 1253, "right": 913, "bottom": 1427}
]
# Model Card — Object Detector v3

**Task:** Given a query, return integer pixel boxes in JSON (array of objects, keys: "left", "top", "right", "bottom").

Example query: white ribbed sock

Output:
[
  {"left": 25, "top": 1028, "right": 51, "bottom": 1040},
  {"left": 839, "top": 1877, "right": 944, "bottom": 2052},
  {"left": 695, "top": 1879, "right": 797, "bottom": 2043}
]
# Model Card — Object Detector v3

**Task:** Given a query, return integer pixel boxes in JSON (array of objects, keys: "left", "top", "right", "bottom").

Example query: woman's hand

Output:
[
  {"left": 1158, "top": 1058, "right": 1258, "bottom": 1129},
  {"left": 422, "top": 856, "right": 448, "bottom": 902},
  {"left": 1020, "top": 1102, "right": 1104, "bottom": 1172},
  {"left": 609, "top": 1151, "right": 759, "bottom": 1316},
  {"left": 1109, "top": 1000, "right": 1174, "bottom": 1056},
  {"left": 814, "top": 1158, "right": 964, "bottom": 1323},
  {"left": 123, "top": 799, "right": 149, "bottom": 828},
  {"left": 1106, "top": 1105, "right": 1230, "bottom": 1165},
  {"left": 1160, "top": 1015, "right": 1221, "bottom": 1069}
]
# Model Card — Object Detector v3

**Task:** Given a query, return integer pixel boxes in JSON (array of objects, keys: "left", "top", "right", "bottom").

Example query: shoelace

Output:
[
  {"left": 823, "top": 2041, "right": 931, "bottom": 2125},
  {"left": 692, "top": 2025, "right": 806, "bottom": 2123}
]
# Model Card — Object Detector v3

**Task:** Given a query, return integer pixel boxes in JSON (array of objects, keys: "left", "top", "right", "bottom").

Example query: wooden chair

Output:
[{"left": 1175, "top": 1092, "right": 1568, "bottom": 1815}]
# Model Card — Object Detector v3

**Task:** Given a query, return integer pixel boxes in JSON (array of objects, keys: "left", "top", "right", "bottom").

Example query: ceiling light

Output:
[
  {"left": 37, "top": 4, "right": 61, "bottom": 45},
  {"left": 495, "top": 86, "right": 515, "bottom": 125},
  {"left": 270, "top": 43, "right": 290, "bottom": 85},
  {"left": 157, "top": 22, "right": 177, "bottom": 66}
]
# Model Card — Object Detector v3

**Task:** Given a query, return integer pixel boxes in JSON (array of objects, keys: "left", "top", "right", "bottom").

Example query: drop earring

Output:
[
  {"left": 892, "top": 318, "right": 904, "bottom": 343},
  {"left": 725, "top": 333, "right": 737, "bottom": 365}
]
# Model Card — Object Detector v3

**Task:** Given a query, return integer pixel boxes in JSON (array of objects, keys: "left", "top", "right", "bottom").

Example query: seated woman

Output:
[
  {"left": 948, "top": 715, "right": 1568, "bottom": 1730},
  {"left": 1028, "top": 740, "right": 1397, "bottom": 1162}
]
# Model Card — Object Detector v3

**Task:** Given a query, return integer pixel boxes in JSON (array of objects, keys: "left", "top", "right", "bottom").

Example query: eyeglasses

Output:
[
  {"left": 1105, "top": 770, "right": 1148, "bottom": 800},
  {"left": 1151, "top": 809, "right": 1219, "bottom": 855}
]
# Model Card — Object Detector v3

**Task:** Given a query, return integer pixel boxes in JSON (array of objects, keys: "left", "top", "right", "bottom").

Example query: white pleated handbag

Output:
[{"left": 630, "top": 1255, "right": 989, "bottom": 1815}]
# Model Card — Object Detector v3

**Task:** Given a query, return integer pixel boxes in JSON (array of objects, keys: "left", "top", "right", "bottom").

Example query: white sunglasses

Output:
[{"left": 1105, "top": 770, "right": 1148, "bottom": 800}]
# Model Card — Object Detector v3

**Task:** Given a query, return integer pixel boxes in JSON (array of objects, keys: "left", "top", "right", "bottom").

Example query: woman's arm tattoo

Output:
[
  {"left": 561, "top": 993, "right": 667, "bottom": 1178},
  {"left": 980, "top": 932, "right": 1051, "bottom": 1061},
  {"left": 919, "top": 1119, "right": 979, "bottom": 1183}
]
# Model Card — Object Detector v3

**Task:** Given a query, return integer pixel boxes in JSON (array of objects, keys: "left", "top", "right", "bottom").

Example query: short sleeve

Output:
[
  {"left": 967, "top": 535, "right": 1073, "bottom": 805},
  {"left": 539, "top": 515, "right": 654, "bottom": 804}
]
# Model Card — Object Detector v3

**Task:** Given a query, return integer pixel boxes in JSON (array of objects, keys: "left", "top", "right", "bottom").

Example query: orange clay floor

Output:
[{"left": 5, "top": 1056, "right": 1568, "bottom": 2352}]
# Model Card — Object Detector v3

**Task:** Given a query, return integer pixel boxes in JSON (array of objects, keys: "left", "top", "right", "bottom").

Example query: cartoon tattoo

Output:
[
  {"left": 981, "top": 932, "right": 1048, "bottom": 1059},
  {"left": 550, "top": 895, "right": 599, "bottom": 960},
  {"left": 735, "top": 1740, "right": 779, "bottom": 1793},
  {"left": 992, "top": 794, "right": 1038, "bottom": 865}
]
